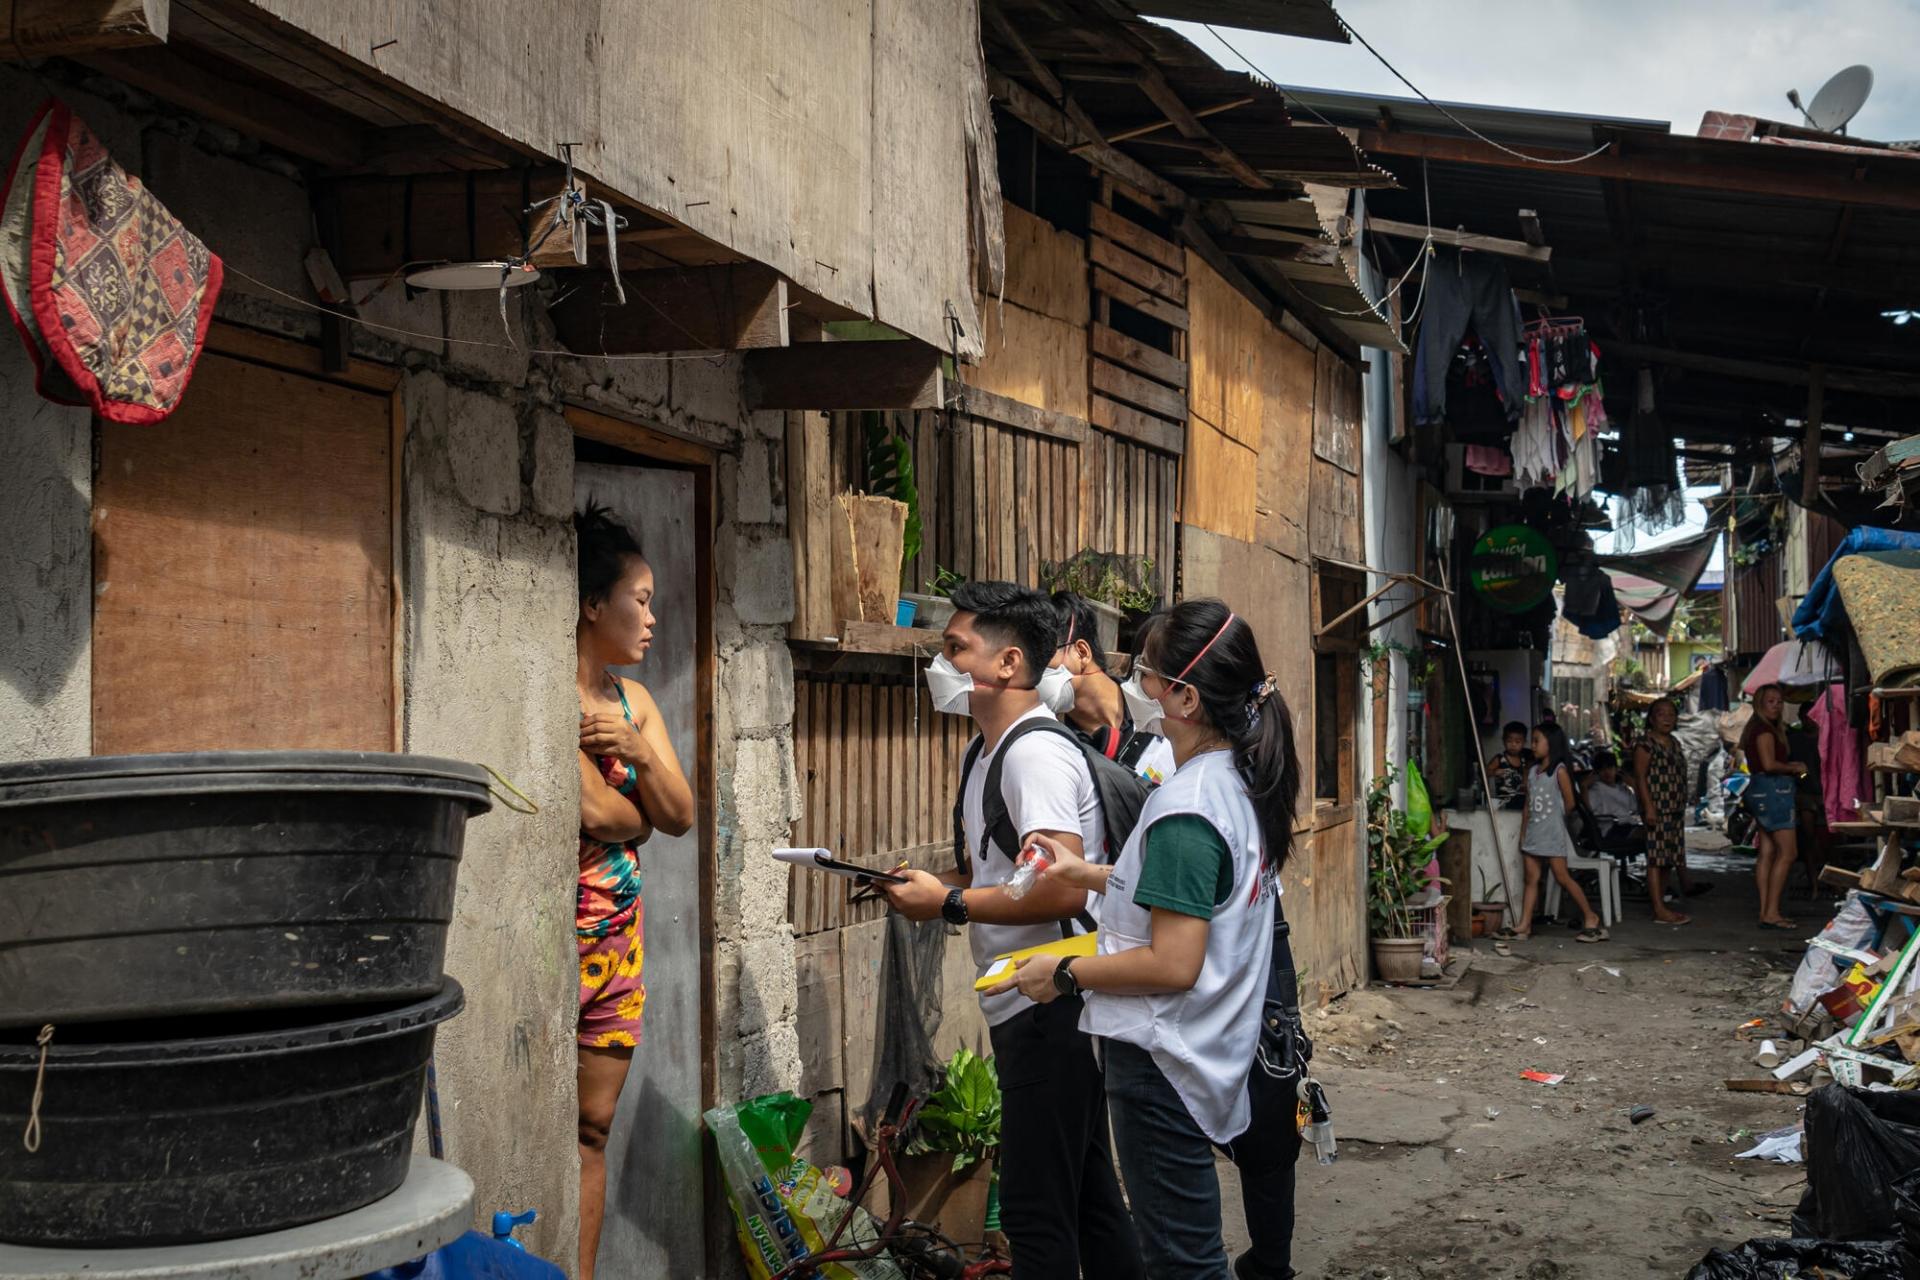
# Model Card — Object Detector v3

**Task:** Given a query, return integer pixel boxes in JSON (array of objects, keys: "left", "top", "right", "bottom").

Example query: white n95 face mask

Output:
[
  {"left": 1121, "top": 672, "right": 1165, "bottom": 736},
  {"left": 925, "top": 654, "right": 975, "bottom": 716},
  {"left": 1037, "top": 663, "right": 1076, "bottom": 715}
]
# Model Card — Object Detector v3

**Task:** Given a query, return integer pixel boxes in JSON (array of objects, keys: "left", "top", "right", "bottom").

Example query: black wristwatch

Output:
[
  {"left": 1053, "top": 956, "right": 1081, "bottom": 998},
  {"left": 941, "top": 887, "right": 970, "bottom": 926}
]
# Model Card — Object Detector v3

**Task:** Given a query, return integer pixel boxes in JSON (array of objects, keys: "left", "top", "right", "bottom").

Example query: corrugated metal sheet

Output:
[
  {"left": 1134, "top": 1, "right": 1346, "bottom": 42},
  {"left": 1727, "top": 546, "right": 1785, "bottom": 658}
]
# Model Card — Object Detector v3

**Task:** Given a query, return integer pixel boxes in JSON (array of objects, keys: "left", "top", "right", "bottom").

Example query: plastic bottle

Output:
[
  {"left": 1300, "top": 1079, "right": 1336, "bottom": 1165},
  {"left": 1003, "top": 844, "right": 1052, "bottom": 900},
  {"left": 711, "top": 1105, "right": 811, "bottom": 1271}
]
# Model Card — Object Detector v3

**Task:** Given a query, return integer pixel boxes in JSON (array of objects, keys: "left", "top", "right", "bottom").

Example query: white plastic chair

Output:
[{"left": 1544, "top": 852, "right": 1619, "bottom": 929}]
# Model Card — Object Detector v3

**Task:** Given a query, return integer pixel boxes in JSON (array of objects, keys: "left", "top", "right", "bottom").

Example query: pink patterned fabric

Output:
[{"left": 1806, "top": 685, "right": 1867, "bottom": 826}]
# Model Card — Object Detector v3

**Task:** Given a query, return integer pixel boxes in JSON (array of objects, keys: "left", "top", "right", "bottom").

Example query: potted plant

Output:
[
  {"left": 1367, "top": 767, "right": 1444, "bottom": 982},
  {"left": 899, "top": 1048, "right": 1000, "bottom": 1245},
  {"left": 1041, "top": 551, "right": 1158, "bottom": 653},
  {"left": 903, "top": 566, "right": 964, "bottom": 631}
]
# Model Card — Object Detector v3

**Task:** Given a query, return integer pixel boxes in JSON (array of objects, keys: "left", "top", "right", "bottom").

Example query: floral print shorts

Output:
[{"left": 578, "top": 899, "right": 645, "bottom": 1050}]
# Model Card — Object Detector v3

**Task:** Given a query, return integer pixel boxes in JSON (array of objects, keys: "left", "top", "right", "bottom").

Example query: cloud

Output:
[{"left": 1166, "top": 1, "right": 1920, "bottom": 142}]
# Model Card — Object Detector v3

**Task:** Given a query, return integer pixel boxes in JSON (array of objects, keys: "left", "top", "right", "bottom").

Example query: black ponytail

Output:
[
  {"left": 576, "top": 500, "right": 644, "bottom": 606},
  {"left": 1144, "top": 598, "right": 1302, "bottom": 873}
]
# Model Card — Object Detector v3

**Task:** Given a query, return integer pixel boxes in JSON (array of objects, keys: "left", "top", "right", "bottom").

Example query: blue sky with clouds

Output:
[{"left": 1163, "top": 1, "right": 1920, "bottom": 142}]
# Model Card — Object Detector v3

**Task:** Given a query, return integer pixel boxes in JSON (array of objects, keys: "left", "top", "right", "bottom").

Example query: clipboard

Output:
[
  {"left": 973, "top": 931, "right": 1098, "bottom": 991},
  {"left": 772, "top": 847, "right": 909, "bottom": 885}
]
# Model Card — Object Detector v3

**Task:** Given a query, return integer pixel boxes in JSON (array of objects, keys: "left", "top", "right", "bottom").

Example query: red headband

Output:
[{"left": 1173, "top": 612, "right": 1236, "bottom": 684}]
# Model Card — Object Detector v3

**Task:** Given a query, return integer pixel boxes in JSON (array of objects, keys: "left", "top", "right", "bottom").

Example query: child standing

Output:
[{"left": 1500, "top": 722, "right": 1607, "bottom": 943}]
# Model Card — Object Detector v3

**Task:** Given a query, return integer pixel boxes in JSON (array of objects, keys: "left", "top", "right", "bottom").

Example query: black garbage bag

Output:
[
  {"left": 1894, "top": 1168, "right": 1920, "bottom": 1276},
  {"left": 1792, "top": 1084, "right": 1920, "bottom": 1240},
  {"left": 1684, "top": 1237, "right": 1904, "bottom": 1280}
]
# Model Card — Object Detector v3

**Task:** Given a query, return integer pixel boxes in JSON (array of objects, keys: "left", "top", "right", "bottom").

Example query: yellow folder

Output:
[{"left": 973, "top": 930, "right": 1099, "bottom": 991}]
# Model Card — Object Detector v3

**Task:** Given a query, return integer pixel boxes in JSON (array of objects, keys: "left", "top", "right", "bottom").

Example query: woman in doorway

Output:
[
  {"left": 574, "top": 503, "right": 695, "bottom": 1280},
  {"left": 991, "top": 599, "right": 1305, "bottom": 1279},
  {"left": 1741, "top": 684, "right": 1807, "bottom": 931},
  {"left": 1632, "top": 698, "right": 1694, "bottom": 926},
  {"left": 1504, "top": 722, "right": 1607, "bottom": 944}
]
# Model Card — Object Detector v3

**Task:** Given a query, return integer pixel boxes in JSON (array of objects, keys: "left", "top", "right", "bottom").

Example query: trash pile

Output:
[
  {"left": 1771, "top": 888, "right": 1920, "bottom": 1091},
  {"left": 1687, "top": 889, "right": 1920, "bottom": 1277}
]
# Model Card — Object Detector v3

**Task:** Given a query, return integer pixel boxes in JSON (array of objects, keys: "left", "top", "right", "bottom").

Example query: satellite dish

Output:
[{"left": 1803, "top": 65, "right": 1874, "bottom": 133}]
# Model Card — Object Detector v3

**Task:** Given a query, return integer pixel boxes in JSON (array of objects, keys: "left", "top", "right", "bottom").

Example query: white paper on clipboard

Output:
[{"left": 772, "top": 847, "right": 908, "bottom": 884}]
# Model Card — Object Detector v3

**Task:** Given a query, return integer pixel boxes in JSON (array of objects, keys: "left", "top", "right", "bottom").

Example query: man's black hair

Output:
[
  {"left": 948, "top": 580, "right": 1060, "bottom": 687},
  {"left": 1050, "top": 591, "right": 1111, "bottom": 669},
  {"left": 1593, "top": 749, "right": 1618, "bottom": 770},
  {"left": 1502, "top": 720, "right": 1529, "bottom": 739}
]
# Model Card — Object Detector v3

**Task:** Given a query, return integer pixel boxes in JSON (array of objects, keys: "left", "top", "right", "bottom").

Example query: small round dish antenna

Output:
[
  {"left": 1799, "top": 65, "right": 1873, "bottom": 133},
  {"left": 405, "top": 261, "right": 543, "bottom": 291}
]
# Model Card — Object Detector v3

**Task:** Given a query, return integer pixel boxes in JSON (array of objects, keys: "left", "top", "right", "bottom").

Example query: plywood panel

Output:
[
  {"left": 1257, "top": 332, "right": 1318, "bottom": 558},
  {"left": 971, "top": 302, "right": 1089, "bottom": 418},
  {"left": 1312, "top": 344, "right": 1361, "bottom": 474},
  {"left": 1000, "top": 203, "right": 1089, "bottom": 323},
  {"left": 1309, "top": 456, "right": 1363, "bottom": 564},
  {"left": 1186, "top": 254, "right": 1264, "bottom": 450},
  {"left": 1181, "top": 418, "right": 1257, "bottom": 543},
  {"left": 92, "top": 353, "right": 392, "bottom": 753}
]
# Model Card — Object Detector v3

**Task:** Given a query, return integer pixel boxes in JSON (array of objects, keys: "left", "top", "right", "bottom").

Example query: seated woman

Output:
[{"left": 574, "top": 503, "right": 694, "bottom": 1280}]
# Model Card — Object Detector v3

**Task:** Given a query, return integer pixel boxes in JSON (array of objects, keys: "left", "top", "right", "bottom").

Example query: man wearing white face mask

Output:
[{"left": 885, "top": 580, "right": 1145, "bottom": 1280}]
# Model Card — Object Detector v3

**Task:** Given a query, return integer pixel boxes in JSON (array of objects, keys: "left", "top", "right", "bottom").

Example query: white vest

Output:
[{"left": 1080, "top": 750, "right": 1276, "bottom": 1142}]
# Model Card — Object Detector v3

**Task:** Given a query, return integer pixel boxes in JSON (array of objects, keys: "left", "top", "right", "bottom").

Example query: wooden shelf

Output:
[{"left": 793, "top": 620, "right": 943, "bottom": 659}]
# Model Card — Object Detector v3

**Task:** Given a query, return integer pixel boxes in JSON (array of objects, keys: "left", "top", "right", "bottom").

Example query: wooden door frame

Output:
[
  {"left": 565, "top": 405, "right": 721, "bottom": 1110},
  {"left": 97, "top": 322, "right": 406, "bottom": 749}
]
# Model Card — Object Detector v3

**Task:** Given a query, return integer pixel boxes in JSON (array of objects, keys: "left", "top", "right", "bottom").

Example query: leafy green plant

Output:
[
  {"left": 1366, "top": 766, "right": 1442, "bottom": 939},
  {"left": 1361, "top": 640, "right": 1437, "bottom": 701},
  {"left": 925, "top": 566, "right": 967, "bottom": 598},
  {"left": 908, "top": 1048, "right": 1001, "bottom": 1173},
  {"left": 862, "top": 411, "right": 922, "bottom": 589},
  {"left": 1041, "top": 550, "right": 1158, "bottom": 612}
]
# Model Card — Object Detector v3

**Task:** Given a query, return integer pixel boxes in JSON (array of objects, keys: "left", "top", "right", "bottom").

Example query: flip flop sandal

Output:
[
  {"left": 1654, "top": 916, "right": 1692, "bottom": 926},
  {"left": 1574, "top": 928, "right": 1607, "bottom": 943},
  {"left": 1493, "top": 926, "right": 1522, "bottom": 940}
]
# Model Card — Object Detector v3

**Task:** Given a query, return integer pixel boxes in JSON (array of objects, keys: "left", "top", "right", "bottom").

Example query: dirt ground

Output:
[{"left": 1221, "top": 836, "right": 1834, "bottom": 1279}]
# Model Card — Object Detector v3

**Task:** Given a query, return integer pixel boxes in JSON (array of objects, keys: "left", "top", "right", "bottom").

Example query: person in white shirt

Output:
[
  {"left": 1581, "top": 751, "right": 1641, "bottom": 829},
  {"left": 991, "top": 598, "right": 1305, "bottom": 1280},
  {"left": 882, "top": 580, "right": 1144, "bottom": 1280}
]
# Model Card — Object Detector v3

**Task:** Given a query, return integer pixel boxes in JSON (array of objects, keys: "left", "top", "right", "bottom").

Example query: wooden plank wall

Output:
[{"left": 970, "top": 204, "right": 1090, "bottom": 417}]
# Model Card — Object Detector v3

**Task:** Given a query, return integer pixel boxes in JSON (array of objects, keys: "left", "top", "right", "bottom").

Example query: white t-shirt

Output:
[
  {"left": 1586, "top": 778, "right": 1640, "bottom": 825},
  {"left": 963, "top": 705, "right": 1106, "bottom": 1026}
]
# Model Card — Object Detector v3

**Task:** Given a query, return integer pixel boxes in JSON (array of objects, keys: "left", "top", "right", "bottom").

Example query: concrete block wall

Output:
[{"left": 0, "top": 67, "right": 807, "bottom": 1269}]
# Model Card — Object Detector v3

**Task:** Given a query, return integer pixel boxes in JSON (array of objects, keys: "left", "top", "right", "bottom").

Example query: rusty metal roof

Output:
[{"left": 1129, "top": 0, "right": 1347, "bottom": 42}]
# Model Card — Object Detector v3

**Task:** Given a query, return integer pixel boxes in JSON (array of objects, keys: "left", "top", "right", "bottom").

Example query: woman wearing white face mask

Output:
[{"left": 989, "top": 598, "right": 1305, "bottom": 1280}]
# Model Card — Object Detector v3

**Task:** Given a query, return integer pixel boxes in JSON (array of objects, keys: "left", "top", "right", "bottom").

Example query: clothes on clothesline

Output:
[
  {"left": 1697, "top": 664, "right": 1730, "bottom": 712},
  {"left": 1413, "top": 246, "right": 1527, "bottom": 427},
  {"left": 1442, "top": 336, "right": 1513, "bottom": 444},
  {"left": 1463, "top": 443, "right": 1512, "bottom": 477},
  {"left": 1805, "top": 683, "right": 1868, "bottom": 827}
]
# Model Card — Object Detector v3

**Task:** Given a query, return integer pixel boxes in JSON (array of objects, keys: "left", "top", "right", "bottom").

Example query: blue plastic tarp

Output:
[{"left": 1792, "top": 526, "right": 1920, "bottom": 641}]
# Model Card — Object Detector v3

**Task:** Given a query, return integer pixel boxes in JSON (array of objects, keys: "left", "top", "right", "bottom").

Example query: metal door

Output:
[{"left": 576, "top": 462, "right": 707, "bottom": 1275}]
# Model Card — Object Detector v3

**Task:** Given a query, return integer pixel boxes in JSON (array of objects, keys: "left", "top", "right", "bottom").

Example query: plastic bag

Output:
[
  {"left": 1896, "top": 1168, "right": 1920, "bottom": 1277},
  {"left": 1792, "top": 1085, "right": 1920, "bottom": 1241},
  {"left": 706, "top": 1098, "right": 902, "bottom": 1280},
  {"left": 1786, "top": 891, "right": 1877, "bottom": 1015},
  {"left": 1684, "top": 1237, "right": 1903, "bottom": 1280}
]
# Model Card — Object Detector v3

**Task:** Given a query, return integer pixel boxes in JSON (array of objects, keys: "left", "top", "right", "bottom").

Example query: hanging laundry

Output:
[
  {"left": 1413, "top": 245, "right": 1526, "bottom": 426},
  {"left": 1463, "top": 443, "right": 1512, "bottom": 476},
  {"left": 1806, "top": 684, "right": 1868, "bottom": 827},
  {"left": 1443, "top": 336, "right": 1513, "bottom": 444},
  {"left": 0, "top": 99, "right": 221, "bottom": 424}
]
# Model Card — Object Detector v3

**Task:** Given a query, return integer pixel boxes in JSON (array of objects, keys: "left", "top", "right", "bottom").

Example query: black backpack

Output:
[{"left": 951, "top": 718, "right": 1155, "bottom": 876}]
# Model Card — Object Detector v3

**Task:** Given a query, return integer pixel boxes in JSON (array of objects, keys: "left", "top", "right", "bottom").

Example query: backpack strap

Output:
[
  {"left": 953, "top": 734, "right": 986, "bottom": 876},
  {"left": 978, "top": 718, "right": 1074, "bottom": 865}
]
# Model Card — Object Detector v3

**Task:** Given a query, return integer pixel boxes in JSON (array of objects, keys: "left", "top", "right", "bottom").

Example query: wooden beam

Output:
[
  {"left": 1356, "top": 127, "right": 1920, "bottom": 213},
  {"left": 987, "top": 67, "right": 1186, "bottom": 207},
  {"left": 86, "top": 43, "right": 364, "bottom": 168},
  {"left": 1090, "top": 394, "right": 1184, "bottom": 455},
  {"left": 1367, "top": 216, "right": 1550, "bottom": 263},
  {"left": 1104, "top": 96, "right": 1253, "bottom": 146},
  {"left": 957, "top": 384, "right": 1089, "bottom": 445},
  {"left": 550, "top": 264, "right": 788, "bottom": 354},
  {"left": 983, "top": 2, "right": 1111, "bottom": 163},
  {"left": 746, "top": 341, "right": 944, "bottom": 411},
  {"left": 1090, "top": 203, "right": 1183, "bottom": 272},
  {"left": 1093, "top": 322, "right": 1187, "bottom": 390},
  {"left": 1091, "top": 266, "right": 1190, "bottom": 331},
  {"left": 2, "top": 0, "right": 165, "bottom": 58},
  {"left": 1517, "top": 209, "right": 1546, "bottom": 248},
  {"left": 1092, "top": 357, "right": 1186, "bottom": 422},
  {"left": 1604, "top": 339, "right": 1920, "bottom": 399},
  {"left": 1130, "top": 65, "right": 1271, "bottom": 189},
  {"left": 1802, "top": 365, "right": 1826, "bottom": 506}
]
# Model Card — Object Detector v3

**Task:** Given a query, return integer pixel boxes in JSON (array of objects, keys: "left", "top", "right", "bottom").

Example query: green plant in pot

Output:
[
  {"left": 899, "top": 1048, "right": 1001, "bottom": 1245},
  {"left": 1041, "top": 551, "right": 1158, "bottom": 654},
  {"left": 1367, "top": 766, "right": 1445, "bottom": 983}
]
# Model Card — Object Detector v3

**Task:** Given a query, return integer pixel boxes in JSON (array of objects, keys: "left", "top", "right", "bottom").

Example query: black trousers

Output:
[{"left": 988, "top": 996, "right": 1147, "bottom": 1280}]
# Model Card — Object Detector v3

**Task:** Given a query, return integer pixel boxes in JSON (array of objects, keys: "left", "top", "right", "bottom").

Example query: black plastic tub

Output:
[
  {"left": 0, "top": 752, "right": 490, "bottom": 1028},
  {"left": 0, "top": 978, "right": 463, "bottom": 1247}
]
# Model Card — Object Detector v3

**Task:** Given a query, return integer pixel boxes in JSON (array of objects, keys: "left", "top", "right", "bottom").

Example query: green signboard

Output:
[{"left": 1469, "top": 524, "right": 1557, "bottom": 613}]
